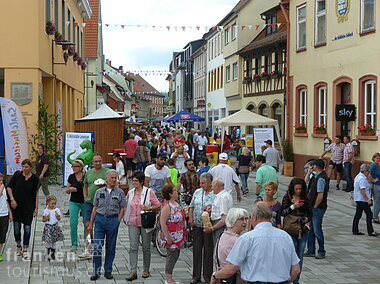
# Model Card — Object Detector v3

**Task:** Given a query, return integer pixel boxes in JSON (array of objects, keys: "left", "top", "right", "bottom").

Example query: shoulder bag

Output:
[
  {"left": 141, "top": 188, "right": 156, "bottom": 229},
  {"left": 283, "top": 212, "right": 302, "bottom": 239}
]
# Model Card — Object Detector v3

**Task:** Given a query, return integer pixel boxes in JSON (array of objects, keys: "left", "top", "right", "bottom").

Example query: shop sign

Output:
[
  {"left": 197, "top": 99, "right": 205, "bottom": 107},
  {"left": 336, "top": 0, "right": 350, "bottom": 23},
  {"left": 180, "top": 114, "right": 190, "bottom": 119},
  {"left": 335, "top": 104, "right": 356, "bottom": 121}
]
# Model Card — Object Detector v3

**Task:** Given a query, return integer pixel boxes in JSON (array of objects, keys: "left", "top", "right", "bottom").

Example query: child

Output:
[
  {"left": 167, "top": 158, "right": 179, "bottom": 186},
  {"left": 173, "top": 131, "right": 186, "bottom": 151},
  {"left": 0, "top": 174, "right": 12, "bottom": 261},
  {"left": 42, "top": 195, "right": 64, "bottom": 260}
]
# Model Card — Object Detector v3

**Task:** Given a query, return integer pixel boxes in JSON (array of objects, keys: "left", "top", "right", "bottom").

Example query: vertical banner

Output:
[
  {"left": 0, "top": 97, "right": 29, "bottom": 174},
  {"left": 253, "top": 128, "right": 274, "bottom": 157},
  {"left": 63, "top": 132, "right": 94, "bottom": 186}
]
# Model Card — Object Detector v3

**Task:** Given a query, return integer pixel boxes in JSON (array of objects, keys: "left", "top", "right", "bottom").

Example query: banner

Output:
[
  {"left": 0, "top": 97, "right": 29, "bottom": 174},
  {"left": 63, "top": 132, "right": 94, "bottom": 186},
  {"left": 253, "top": 128, "right": 274, "bottom": 157}
]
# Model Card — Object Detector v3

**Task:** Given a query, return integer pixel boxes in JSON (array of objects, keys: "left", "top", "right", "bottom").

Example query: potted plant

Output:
[
  {"left": 283, "top": 140, "right": 294, "bottom": 177},
  {"left": 45, "top": 21, "right": 56, "bottom": 35},
  {"left": 271, "top": 70, "right": 281, "bottom": 79},
  {"left": 68, "top": 46, "right": 75, "bottom": 56},
  {"left": 73, "top": 52, "right": 79, "bottom": 61},
  {"left": 261, "top": 71, "right": 269, "bottom": 80},
  {"left": 314, "top": 124, "right": 327, "bottom": 134},
  {"left": 54, "top": 31, "right": 64, "bottom": 42},
  {"left": 358, "top": 124, "right": 376, "bottom": 136},
  {"left": 295, "top": 123, "right": 307, "bottom": 133},
  {"left": 253, "top": 74, "right": 261, "bottom": 82},
  {"left": 81, "top": 62, "right": 87, "bottom": 70},
  {"left": 62, "top": 43, "right": 69, "bottom": 51},
  {"left": 77, "top": 57, "right": 83, "bottom": 65},
  {"left": 243, "top": 75, "right": 251, "bottom": 84}
]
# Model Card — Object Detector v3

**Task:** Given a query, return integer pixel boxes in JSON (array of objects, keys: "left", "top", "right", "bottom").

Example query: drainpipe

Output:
[{"left": 280, "top": 1, "right": 290, "bottom": 142}]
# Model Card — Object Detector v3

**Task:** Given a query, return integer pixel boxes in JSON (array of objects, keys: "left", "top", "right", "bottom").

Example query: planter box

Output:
[
  {"left": 261, "top": 75, "right": 270, "bottom": 80},
  {"left": 283, "top": 161, "right": 294, "bottom": 177},
  {"left": 315, "top": 129, "right": 327, "bottom": 135},
  {"left": 271, "top": 72, "right": 282, "bottom": 79},
  {"left": 243, "top": 79, "right": 251, "bottom": 84},
  {"left": 295, "top": 129, "right": 307, "bottom": 133},
  {"left": 360, "top": 131, "right": 376, "bottom": 136},
  {"left": 253, "top": 77, "right": 261, "bottom": 82}
]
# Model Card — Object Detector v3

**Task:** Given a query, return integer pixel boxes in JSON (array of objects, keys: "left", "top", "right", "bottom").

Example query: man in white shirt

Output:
[
  {"left": 263, "top": 140, "right": 280, "bottom": 171},
  {"left": 204, "top": 178, "right": 233, "bottom": 246},
  {"left": 211, "top": 202, "right": 300, "bottom": 284},
  {"left": 209, "top": 153, "right": 241, "bottom": 202}
]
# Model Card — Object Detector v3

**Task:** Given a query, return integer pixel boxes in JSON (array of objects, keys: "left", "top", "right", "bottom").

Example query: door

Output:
[{"left": 340, "top": 83, "right": 351, "bottom": 138}]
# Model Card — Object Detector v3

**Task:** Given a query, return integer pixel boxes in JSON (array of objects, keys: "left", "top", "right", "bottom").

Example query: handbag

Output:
[
  {"left": 216, "top": 233, "right": 237, "bottom": 284},
  {"left": 238, "top": 165, "right": 250, "bottom": 174},
  {"left": 141, "top": 188, "right": 156, "bottom": 229},
  {"left": 283, "top": 213, "right": 302, "bottom": 239}
]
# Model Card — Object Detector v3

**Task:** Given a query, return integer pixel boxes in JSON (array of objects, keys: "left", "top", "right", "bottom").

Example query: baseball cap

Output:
[
  {"left": 312, "top": 159, "right": 325, "bottom": 169},
  {"left": 264, "top": 140, "right": 273, "bottom": 145},
  {"left": 156, "top": 153, "right": 168, "bottom": 159},
  {"left": 219, "top": 153, "right": 228, "bottom": 160}
]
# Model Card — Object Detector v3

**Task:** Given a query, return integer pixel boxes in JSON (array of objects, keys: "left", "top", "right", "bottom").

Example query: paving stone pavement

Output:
[{"left": 1, "top": 173, "right": 380, "bottom": 284}]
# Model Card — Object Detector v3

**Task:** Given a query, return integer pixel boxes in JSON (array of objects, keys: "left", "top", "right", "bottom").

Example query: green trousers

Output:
[
  {"left": 38, "top": 176, "right": 50, "bottom": 196},
  {"left": 69, "top": 201, "right": 86, "bottom": 246}
]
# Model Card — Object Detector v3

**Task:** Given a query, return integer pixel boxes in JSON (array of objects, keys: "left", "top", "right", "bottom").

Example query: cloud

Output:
[{"left": 101, "top": 0, "right": 236, "bottom": 91}]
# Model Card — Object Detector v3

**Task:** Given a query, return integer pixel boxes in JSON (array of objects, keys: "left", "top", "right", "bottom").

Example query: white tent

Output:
[
  {"left": 79, "top": 104, "right": 123, "bottom": 120},
  {"left": 213, "top": 109, "right": 283, "bottom": 157}
]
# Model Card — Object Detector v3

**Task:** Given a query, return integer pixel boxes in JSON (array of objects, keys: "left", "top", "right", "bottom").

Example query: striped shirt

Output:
[{"left": 326, "top": 142, "right": 345, "bottom": 163}]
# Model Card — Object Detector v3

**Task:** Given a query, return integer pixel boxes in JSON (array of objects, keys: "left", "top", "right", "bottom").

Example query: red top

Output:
[
  {"left": 174, "top": 138, "right": 185, "bottom": 149},
  {"left": 124, "top": 139, "right": 138, "bottom": 158}
]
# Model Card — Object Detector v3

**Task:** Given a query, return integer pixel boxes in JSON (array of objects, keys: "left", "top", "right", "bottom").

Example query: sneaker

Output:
[
  {"left": 304, "top": 252, "right": 315, "bottom": 257},
  {"left": 104, "top": 272, "right": 113, "bottom": 280},
  {"left": 142, "top": 271, "right": 150, "bottom": 278},
  {"left": 0, "top": 253, "right": 3, "bottom": 261},
  {"left": 78, "top": 250, "right": 92, "bottom": 259},
  {"left": 126, "top": 272, "right": 138, "bottom": 281},
  {"left": 70, "top": 246, "right": 78, "bottom": 252},
  {"left": 315, "top": 254, "right": 325, "bottom": 259},
  {"left": 369, "top": 232, "right": 380, "bottom": 237}
]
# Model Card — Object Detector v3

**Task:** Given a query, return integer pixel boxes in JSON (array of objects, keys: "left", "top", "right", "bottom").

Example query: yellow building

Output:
[
  {"left": 0, "top": 0, "right": 91, "bottom": 137},
  {"left": 289, "top": 0, "right": 378, "bottom": 176},
  {"left": 221, "top": 0, "right": 279, "bottom": 115}
]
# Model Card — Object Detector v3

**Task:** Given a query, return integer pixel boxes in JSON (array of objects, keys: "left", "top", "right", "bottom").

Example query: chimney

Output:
[{"left": 119, "top": 65, "right": 123, "bottom": 72}]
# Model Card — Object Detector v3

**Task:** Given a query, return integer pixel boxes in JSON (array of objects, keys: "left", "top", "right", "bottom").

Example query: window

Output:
[
  {"left": 300, "top": 89, "right": 307, "bottom": 124},
  {"left": 297, "top": 5, "right": 307, "bottom": 50},
  {"left": 266, "top": 13, "right": 276, "bottom": 35},
  {"left": 220, "top": 66, "right": 223, "bottom": 87},
  {"left": 361, "top": 0, "right": 375, "bottom": 33},
  {"left": 246, "top": 59, "right": 252, "bottom": 77},
  {"left": 364, "top": 80, "right": 376, "bottom": 127},
  {"left": 231, "top": 23, "right": 236, "bottom": 40},
  {"left": 211, "top": 40, "right": 214, "bottom": 59},
  {"left": 224, "top": 28, "right": 229, "bottom": 45},
  {"left": 318, "top": 86, "right": 327, "bottom": 125},
  {"left": 264, "top": 55, "right": 272, "bottom": 74},
  {"left": 255, "top": 57, "right": 262, "bottom": 75},
  {"left": 315, "top": 0, "right": 326, "bottom": 45},
  {"left": 46, "top": 0, "right": 51, "bottom": 22},
  {"left": 61, "top": 0, "right": 65, "bottom": 37},
  {"left": 274, "top": 51, "right": 282, "bottom": 72},
  {"left": 232, "top": 63, "right": 238, "bottom": 80},
  {"left": 68, "top": 9, "right": 71, "bottom": 42},
  {"left": 226, "top": 65, "right": 231, "bottom": 82},
  {"left": 54, "top": 0, "right": 59, "bottom": 31}
]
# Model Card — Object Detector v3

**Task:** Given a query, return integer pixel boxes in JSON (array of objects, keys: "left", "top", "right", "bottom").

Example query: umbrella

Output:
[{"left": 164, "top": 110, "right": 205, "bottom": 122}]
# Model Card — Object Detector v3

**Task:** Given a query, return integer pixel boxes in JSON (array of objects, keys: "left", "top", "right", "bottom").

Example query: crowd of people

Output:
[{"left": 0, "top": 126, "right": 379, "bottom": 284}]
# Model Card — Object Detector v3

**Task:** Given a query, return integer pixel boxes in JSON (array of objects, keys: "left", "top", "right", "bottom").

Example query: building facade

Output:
[
  {"left": 206, "top": 29, "right": 227, "bottom": 127},
  {"left": 0, "top": 0, "right": 91, "bottom": 137},
  {"left": 191, "top": 42, "right": 207, "bottom": 129},
  {"left": 289, "top": 0, "right": 378, "bottom": 176},
  {"left": 84, "top": 0, "right": 104, "bottom": 114}
]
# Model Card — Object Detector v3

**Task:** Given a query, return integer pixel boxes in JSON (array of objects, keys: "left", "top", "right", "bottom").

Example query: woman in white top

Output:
[{"left": 113, "top": 152, "right": 128, "bottom": 193}]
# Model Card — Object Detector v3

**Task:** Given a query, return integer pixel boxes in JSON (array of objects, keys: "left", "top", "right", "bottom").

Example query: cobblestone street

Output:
[{"left": 1, "top": 173, "right": 380, "bottom": 284}]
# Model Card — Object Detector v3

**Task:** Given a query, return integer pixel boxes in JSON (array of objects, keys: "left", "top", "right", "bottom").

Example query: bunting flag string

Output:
[
  {"left": 65, "top": 22, "right": 284, "bottom": 31},
  {"left": 99, "top": 70, "right": 211, "bottom": 77}
]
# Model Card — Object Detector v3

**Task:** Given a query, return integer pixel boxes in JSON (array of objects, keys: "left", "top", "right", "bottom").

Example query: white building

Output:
[
  {"left": 205, "top": 29, "right": 227, "bottom": 127},
  {"left": 191, "top": 43, "right": 207, "bottom": 129},
  {"left": 174, "top": 51, "right": 185, "bottom": 113}
]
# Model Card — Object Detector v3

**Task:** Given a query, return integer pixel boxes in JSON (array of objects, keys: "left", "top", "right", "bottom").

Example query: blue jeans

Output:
[
  {"left": 307, "top": 208, "right": 326, "bottom": 256},
  {"left": 292, "top": 231, "right": 309, "bottom": 284},
  {"left": 373, "top": 185, "right": 380, "bottom": 219},
  {"left": 13, "top": 221, "right": 31, "bottom": 248},
  {"left": 239, "top": 173, "right": 249, "bottom": 194},
  {"left": 92, "top": 214, "right": 120, "bottom": 275},
  {"left": 343, "top": 162, "right": 353, "bottom": 191},
  {"left": 137, "top": 161, "right": 148, "bottom": 172}
]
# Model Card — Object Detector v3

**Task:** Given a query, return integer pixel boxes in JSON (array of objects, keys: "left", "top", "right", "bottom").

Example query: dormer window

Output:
[{"left": 266, "top": 13, "right": 276, "bottom": 35}]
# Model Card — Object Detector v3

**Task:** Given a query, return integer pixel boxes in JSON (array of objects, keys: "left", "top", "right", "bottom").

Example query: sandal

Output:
[
  {"left": 22, "top": 250, "right": 31, "bottom": 260},
  {"left": 16, "top": 245, "right": 22, "bottom": 257}
]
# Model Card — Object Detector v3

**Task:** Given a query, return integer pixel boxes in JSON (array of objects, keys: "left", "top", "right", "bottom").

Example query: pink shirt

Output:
[{"left": 127, "top": 190, "right": 160, "bottom": 227}]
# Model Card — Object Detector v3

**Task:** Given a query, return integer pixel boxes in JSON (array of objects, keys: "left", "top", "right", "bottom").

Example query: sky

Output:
[{"left": 101, "top": 0, "right": 236, "bottom": 92}]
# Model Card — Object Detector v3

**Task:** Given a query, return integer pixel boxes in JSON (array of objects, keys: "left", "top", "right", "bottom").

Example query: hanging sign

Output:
[{"left": 335, "top": 104, "right": 356, "bottom": 121}]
